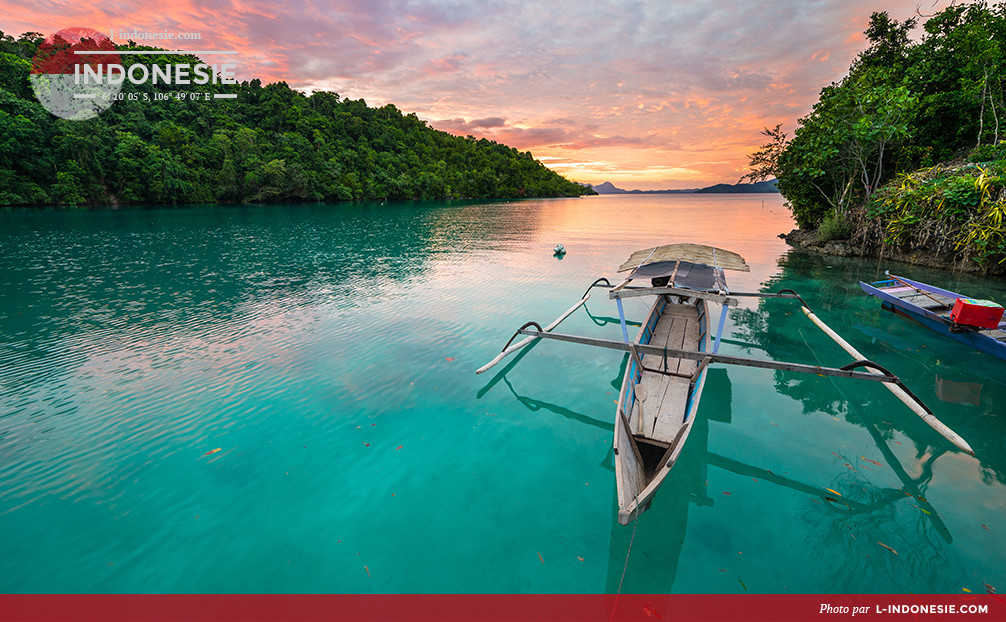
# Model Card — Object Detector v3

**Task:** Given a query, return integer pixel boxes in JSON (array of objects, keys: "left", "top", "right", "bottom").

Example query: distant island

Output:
[{"left": 591, "top": 180, "right": 779, "bottom": 194}]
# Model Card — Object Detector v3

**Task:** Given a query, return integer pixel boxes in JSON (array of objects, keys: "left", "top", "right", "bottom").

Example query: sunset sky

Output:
[{"left": 6, "top": 0, "right": 946, "bottom": 189}]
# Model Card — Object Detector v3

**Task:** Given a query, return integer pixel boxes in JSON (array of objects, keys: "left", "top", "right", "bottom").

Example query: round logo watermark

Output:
[{"left": 30, "top": 27, "right": 123, "bottom": 120}]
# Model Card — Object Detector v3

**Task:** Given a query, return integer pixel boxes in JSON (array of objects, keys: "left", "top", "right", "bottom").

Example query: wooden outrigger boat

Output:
[
  {"left": 607, "top": 244, "right": 746, "bottom": 524},
  {"left": 478, "top": 244, "right": 974, "bottom": 525},
  {"left": 860, "top": 272, "right": 1006, "bottom": 361}
]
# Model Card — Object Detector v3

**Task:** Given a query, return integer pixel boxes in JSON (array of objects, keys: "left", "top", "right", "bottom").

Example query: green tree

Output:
[
  {"left": 855, "top": 12, "right": 917, "bottom": 73},
  {"left": 778, "top": 75, "right": 916, "bottom": 227},
  {"left": 0, "top": 35, "right": 593, "bottom": 207},
  {"left": 740, "top": 123, "right": 787, "bottom": 184}
]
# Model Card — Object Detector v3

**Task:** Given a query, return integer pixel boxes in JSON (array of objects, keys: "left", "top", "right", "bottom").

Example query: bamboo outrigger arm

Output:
[
  {"left": 609, "top": 285, "right": 739, "bottom": 307},
  {"left": 731, "top": 287, "right": 973, "bottom": 455},
  {"left": 476, "top": 278, "right": 621, "bottom": 375},
  {"left": 475, "top": 280, "right": 975, "bottom": 456},
  {"left": 475, "top": 289, "right": 594, "bottom": 375},
  {"left": 800, "top": 306, "right": 975, "bottom": 456},
  {"left": 504, "top": 328, "right": 905, "bottom": 384}
]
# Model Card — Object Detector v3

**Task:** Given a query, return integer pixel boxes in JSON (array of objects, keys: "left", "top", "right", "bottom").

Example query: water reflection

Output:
[
  {"left": 604, "top": 368, "right": 729, "bottom": 595},
  {"left": 499, "top": 376, "right": 612, "bottom": 433},
  {"left": 3, "top": 197, "right": 1002, "bottom": 593},
  {"left": 602, "top": 364, "right": 967, "bottom": 594},
  {"left": 592, "top": 248, "right": 1004, "bottom": 594},
  {"left": 729, "top": 249, "right": 1006, "bottom": 487}
]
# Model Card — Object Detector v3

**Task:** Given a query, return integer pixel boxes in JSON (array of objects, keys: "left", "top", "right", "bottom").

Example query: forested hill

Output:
[
  {"left": 0, "top": 33, "right": 593, "bottom": 207},
  {"left": 746, "top": 2, "right": 1006, "bottom": 270}
]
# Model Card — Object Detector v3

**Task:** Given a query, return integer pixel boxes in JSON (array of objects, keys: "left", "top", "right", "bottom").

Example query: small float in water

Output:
[{"left": 553, "top": 244, "right": 566, "bottom": 257}]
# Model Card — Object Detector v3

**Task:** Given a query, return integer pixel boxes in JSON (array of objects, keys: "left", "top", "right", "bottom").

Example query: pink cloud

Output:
[
  {"left": 432, "top": 116, "right": 507, "bottom": 133},
  {"left": 424, "top": 53, "right": 467, "bottom": 75}
]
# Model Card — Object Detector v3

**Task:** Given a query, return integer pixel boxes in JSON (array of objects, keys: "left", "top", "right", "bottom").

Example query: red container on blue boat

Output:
[{"left": 950, "top": 297, "right": 1004, "bottom": 329}]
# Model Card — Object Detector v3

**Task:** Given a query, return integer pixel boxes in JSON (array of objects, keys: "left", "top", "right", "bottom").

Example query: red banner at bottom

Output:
[{"left": 1, "top": 594, "right": 1004, "bottom": 622}]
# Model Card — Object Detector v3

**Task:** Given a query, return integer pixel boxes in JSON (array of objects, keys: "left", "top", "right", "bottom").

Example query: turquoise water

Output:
[{"left": 1, "top": 195, "right": 1004, "bottom": 594}]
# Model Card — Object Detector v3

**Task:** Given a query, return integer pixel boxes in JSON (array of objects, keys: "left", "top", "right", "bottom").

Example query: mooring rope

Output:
[{"left": 610, "top": 516, "right": 639, "bottom": 622}]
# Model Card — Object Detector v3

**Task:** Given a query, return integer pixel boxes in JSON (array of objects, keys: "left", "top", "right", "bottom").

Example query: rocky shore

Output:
[{"left": 779, "top": 228, "right": 1006, "bottom": 275}]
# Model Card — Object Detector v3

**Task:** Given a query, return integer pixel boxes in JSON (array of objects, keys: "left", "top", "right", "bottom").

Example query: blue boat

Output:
[{"left": 859, "top": 273, "right": 1006, "bottom": 361}]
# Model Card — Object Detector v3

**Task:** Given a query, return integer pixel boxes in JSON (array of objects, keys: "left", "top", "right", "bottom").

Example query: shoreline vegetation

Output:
[
  {"left": 0, "top": 32, "right": 593, "bottom": 207},
  {"left": 744, "top": 2, "right": 1006, "bottom": 275}
]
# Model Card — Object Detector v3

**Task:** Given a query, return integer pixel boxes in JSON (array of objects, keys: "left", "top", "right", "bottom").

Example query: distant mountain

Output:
[
  {"left": 590, "top": 182, "right": 697, "bottom": 194},
  {"left": 591, "top": 179, "right": 779, "bottom": 194},
  {"left": 590, "top": 181, "right": 628, "bottom": 193},
  {"left": 694, "top": 179, "right": 779, "bottom": 193}
]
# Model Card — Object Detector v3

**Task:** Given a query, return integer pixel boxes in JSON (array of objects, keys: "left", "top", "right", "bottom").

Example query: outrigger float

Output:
[{"left": 477, "top": 243, "right": 974, "bottom": 525}]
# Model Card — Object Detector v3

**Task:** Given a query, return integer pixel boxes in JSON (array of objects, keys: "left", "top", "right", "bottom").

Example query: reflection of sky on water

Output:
[{"left": 1, "top": 196, "right": 1003, "bottom": 594}]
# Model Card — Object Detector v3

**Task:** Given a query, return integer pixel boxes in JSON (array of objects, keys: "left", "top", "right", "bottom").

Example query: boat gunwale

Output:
[
  {"left": 862, "top": 276, "right": 1006, "bottom": 332},
  {"left": 614, "top": 293, "right": 710, "bottom": 524}
]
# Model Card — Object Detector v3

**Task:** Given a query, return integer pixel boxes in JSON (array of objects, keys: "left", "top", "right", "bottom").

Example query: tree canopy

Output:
[
  {"left": 0, "top": 32, "right": 593, "bottom": 206},
  {"left": 755, "top": 2, "right": 1006, "bottom": 230}
]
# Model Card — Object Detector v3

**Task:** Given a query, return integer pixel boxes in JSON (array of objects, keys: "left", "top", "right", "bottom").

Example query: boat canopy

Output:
[
  {"left": 618, "top": 243, "right": 750, "bottom": 274},
  {"left": 628, "top": 260, "right": 717, "bottom": 290}
]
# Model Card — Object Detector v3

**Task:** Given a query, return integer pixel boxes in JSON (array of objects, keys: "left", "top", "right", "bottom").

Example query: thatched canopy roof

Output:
[{"left": 617, "top": 243, "right": 749, "bottom": 273}]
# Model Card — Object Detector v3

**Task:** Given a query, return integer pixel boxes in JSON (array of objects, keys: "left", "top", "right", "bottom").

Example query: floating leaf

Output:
[
  {"left": 826, "top": 488, "right": 842, "bottom": 497},
  {"left": 963, "top": 588, "right": 972, "bottom": 593},
  {"left": 577, "top": 556, "right": 584, "bottom": 562},
  {"left": 538, "top": 552, "right": 544, "bottom": 564},
  {"left": 395, "top": 445, "right": 404, "bottom": 450},
  {"left": 723, "top": 491, "right": 732, "bottom": 495},
  {"left": 738, "top": 579, "right": 747, "bottom": 591},
  {"left": 445, "top": 357, "right": 455, "bottom": 362},
  {"left": 878, "top": 542, "right": 898, "bottom": 555},
  {"left": 825, "top": 497, "right": 839, "bottom": 503},
  {"left": 984, "top": 583, "right": 997, "bottom": 594},
  {"left": 202, "top": 448, "right": 221, "bottom": 456},
  {"left": 861, "top": 457, "right": 882, "bottom": 466},
  {"left": 364, "top": 565, "right": 371, "bottom": 577}
]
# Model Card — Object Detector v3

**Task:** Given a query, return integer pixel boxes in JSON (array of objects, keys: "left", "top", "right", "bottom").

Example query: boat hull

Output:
[
  {"left": 859, "top": 275, "right": 1006, "bottom": 361},
  {"left": 614, "top": 294, "right": 710, "bottom": 525}
]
